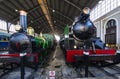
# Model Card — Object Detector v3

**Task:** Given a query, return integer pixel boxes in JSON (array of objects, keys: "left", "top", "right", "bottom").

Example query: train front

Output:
[{"left": 66, "top": 7, "right": 118, "bottom": 66}]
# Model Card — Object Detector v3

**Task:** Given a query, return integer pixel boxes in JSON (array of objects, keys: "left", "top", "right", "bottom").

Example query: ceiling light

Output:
[
  {"left": 98, "top": 0, "right": 103, "bottom": 4},
  {"left": 52, "top": 9, "right": 55, "bottom": 12},
  {"left": 15, "top": 9, "right": 18, "bottom": 12}
]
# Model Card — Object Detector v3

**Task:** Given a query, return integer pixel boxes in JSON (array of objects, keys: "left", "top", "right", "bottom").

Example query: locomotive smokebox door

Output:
[{"left": 9, "top": 33, "right": 32, "bottom": 53}]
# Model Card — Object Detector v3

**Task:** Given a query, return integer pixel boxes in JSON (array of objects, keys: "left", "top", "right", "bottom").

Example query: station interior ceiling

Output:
[{"left": 0, "top": 0, "right": 100, "bottom": 34}]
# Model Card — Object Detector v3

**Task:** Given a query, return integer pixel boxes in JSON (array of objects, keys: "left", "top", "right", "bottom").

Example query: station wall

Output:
[{"left": 93, "top": 6, "right": 120, "bottom": 48}]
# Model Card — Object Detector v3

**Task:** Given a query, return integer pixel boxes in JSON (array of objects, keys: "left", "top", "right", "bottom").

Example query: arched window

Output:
[{"left": 105, "top": 19, "right": 116, "bottom": 49}]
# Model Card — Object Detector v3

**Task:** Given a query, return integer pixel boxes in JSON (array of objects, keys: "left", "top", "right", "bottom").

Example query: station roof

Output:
[{"left": 0, "top": 0, "right": 100, "bottom": 34}]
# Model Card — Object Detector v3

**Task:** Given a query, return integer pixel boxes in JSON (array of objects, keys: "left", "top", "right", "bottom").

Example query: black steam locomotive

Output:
[{"left": 60, "top": 7, "right": 120, "bottom": 67}]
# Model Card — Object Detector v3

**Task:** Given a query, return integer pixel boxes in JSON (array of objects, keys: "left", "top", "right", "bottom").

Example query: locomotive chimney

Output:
[{"left": 19, "top": 10, "right": 27, "bottom": 33}]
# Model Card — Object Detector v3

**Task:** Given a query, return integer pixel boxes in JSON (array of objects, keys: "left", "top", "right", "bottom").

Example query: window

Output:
[
  {"left": 105, "top": 19, "right": 116, "bottom": 49},
  {"left": 107, "top": 19, "right": 116, "bottom": 28},
  {"left": 90, "top": 0, "right": 120, "bottom": 21},
  {"left": 9, "top": 24, "right": 16, "bottom": 32},
  {"left": 0, "top": 19, "right": 16, "bottom": 32},
  {"left": 119, "top": 0, "right": 120, "bottom": 6},
  {"left": 0, "top": 20, "right": 7, "bottom": 30}
]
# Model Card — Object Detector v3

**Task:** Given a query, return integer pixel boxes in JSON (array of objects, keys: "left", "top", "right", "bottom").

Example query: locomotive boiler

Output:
[
  {"left": 72, "top": 7, "right": 95, "bottom": 40},
  {"left": 60, "top": 7, "right": 120, "bottom": 67}
]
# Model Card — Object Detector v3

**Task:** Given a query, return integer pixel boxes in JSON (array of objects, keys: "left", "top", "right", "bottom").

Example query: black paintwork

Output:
[{"left": 72, "top": 11, "right": 95, "bottom": 40}]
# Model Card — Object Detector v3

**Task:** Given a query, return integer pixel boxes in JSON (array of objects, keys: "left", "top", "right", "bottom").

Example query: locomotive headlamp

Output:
[
  {"left": 15, "top": 24, "right": 22, "bottom": 31},
  {"left": 83, "top": 7, "right": 90, "bottom": 14},
  {"left": 65, "top": 35, "right": 69, "bottom": 38},
  {"left": 27, "top": 27, "right": 34, "bottom": 36},
  {"left": 106, "top": 44, "right": 109, "bottom": 47},
  {"left": 74, "top": 45, "right": 77, "bottom": 49}
]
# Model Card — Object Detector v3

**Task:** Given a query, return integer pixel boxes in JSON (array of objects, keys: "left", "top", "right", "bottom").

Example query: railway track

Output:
[
  {"left": 0, "top": 51, "right": 20, "bottom": 77},
  {"left": 0, "top": 62, "right": 19, "bottom": 77},
  {"left": 74, "top": 64, "right": 120, "bottom": 78},
  {"left": 0, "top": 49, "right": 56, "bottom": 79},
  {"left": 0, "top": 56, "right": 49, "bottom": 79}
]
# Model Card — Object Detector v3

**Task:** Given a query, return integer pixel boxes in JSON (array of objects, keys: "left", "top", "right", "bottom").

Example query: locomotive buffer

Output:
[
  {"left": 83, "top": 45, "right": 89, "bottom": 77},
  {"left": 20, "top": 53, "right": 26, "bottom": 79}
]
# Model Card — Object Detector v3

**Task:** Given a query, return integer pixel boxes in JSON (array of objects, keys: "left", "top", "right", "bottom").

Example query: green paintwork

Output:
[
  {"left": 43, "top": 34, "right": 55, "bottom": 48},
  {"left": 64, "top": 25, "right": 69, "bottom": 35},
  {"left": 34, "top": 36, "right": 46, "bottom": 49},
  {"left": 33, "top": 33, "right": 56, "bottom": 63}
]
